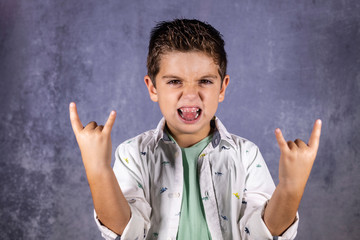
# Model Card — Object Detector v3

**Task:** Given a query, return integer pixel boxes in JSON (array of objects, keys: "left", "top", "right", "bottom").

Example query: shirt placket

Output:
[
  {"left": 164, "top": 142, "right": 183, "bottom": 240},
  {"left": 198, "top": 147, "right": 224, "bottom": 240}
]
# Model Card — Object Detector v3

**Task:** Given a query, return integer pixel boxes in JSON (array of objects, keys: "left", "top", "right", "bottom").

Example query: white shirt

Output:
[{"left": 94, "top": 117, "right": 299, "bottom": 240}]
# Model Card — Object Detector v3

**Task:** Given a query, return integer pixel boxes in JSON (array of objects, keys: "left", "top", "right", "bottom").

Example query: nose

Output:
[{"left": 181, "top": 84, "right": 200, "bottom": 101}]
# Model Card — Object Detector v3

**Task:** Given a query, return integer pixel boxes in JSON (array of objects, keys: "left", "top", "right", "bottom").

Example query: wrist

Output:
[
  {"left": 276, "top": 180, "right": 305, "bottom": 199},
  {"left": 81, "top": 153, "right": 112, "bottom": 173},
  {"left": 85, "top": 164, "right": 114, "bottom": 182}
]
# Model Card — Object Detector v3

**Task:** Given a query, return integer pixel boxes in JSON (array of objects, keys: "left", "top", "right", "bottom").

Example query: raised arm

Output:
[
  {"left": 263, "top": 119, "right": 322, "bottom": 236},
  {"left": 69, "top": 102, "right": 130, "bottom": 235}
]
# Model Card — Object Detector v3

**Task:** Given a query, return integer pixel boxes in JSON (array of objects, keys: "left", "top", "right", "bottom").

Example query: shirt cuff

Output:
[
  {"left": 94, "top": 204, "right": 147, "bottom": 240},
  {"left": 245, "top": 201, "right": 299, "bottom": 240},
  {"left": 93, "top": 210, "right": 120, "bottom": 240}
]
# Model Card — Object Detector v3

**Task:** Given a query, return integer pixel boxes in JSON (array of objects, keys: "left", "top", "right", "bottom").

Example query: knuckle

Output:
[
  {"left": 298, "top": 148, "right": 306, "bottom": 155},
  {"left": 95, "top": 130, "right": 103, "bottom": 136},
  {"left": 83, "top": 130, "right": 92, "bottom": 137},
  {"left": 292, "top": 150, "right": 299, "bottom": 156},
  {"left": 85, "top": 121, "right": 97, "bottom": 127}
]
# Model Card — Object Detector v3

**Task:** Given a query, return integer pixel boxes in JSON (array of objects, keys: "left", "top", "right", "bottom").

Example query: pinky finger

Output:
[
  {"left": 69, "top": 102, "right": 84, "bottom": 134},
  {"left": 308, "top": 119, "right": 322, "bottom": 150}
]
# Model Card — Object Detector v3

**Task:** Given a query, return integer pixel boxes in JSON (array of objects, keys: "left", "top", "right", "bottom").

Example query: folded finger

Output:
[
  {"left": 84, "top": 121, "right": 98, "bottom": 130},
  {"left": 294, "top": 138, "right": 307, "bottom": 148},
  {"left": 95, "top": 125, "right": 104, "bottom": 132},
  {"left": 287, "top": 140, "right": 297, "bottom": 150}
]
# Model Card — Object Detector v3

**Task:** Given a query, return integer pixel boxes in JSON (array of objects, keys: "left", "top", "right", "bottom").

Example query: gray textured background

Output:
[{"left": 1, "top": 0, "right": 359, "bottom": 239}]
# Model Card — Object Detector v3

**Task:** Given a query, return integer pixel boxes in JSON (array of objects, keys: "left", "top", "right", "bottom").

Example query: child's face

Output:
[{"left": 145, "top": 51, "right": 229, "bottom": 144}]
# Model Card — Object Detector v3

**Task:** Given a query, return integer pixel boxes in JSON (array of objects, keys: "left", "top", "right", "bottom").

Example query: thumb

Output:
[{"left": 103, "top": 110, "right": 116, "bottom": 134}]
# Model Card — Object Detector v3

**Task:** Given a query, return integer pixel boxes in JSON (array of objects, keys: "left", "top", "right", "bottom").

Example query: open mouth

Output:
[{"left": 178, "top": 107, "right": 202, "bottom": 122}]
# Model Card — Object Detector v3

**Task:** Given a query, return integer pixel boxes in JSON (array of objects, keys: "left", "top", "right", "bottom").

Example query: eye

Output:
[
  {"left": 199, "top": 79, "right": 213, "bottom": 85},
  {"left": 167, "top": 80, "right": 182, "bottom": 85}
]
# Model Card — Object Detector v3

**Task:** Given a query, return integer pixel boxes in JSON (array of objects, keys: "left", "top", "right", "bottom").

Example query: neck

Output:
[{"left": 166, "top": 125, "right": 213, "bottom": 148}]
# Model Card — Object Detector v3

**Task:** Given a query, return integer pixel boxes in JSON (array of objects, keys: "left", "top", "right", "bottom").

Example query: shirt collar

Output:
[
  {"left": 211, "top": 116, "right": 237, "bottom": 149},
  {"left": 154, "top": 117, "right": 236, "bottom": 149},
  {"left": 154, "top": 118, "right": 171, "bottom": 147}
]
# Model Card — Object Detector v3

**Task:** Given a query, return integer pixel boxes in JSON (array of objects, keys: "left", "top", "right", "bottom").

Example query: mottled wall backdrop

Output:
[{"left": 1, "top": 0, "right": 359, "bottom": 239}]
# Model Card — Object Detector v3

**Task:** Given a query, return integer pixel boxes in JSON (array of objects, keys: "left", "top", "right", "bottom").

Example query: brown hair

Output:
[{"left": 147, "top": 19, "right": 227, "bottom": 87}]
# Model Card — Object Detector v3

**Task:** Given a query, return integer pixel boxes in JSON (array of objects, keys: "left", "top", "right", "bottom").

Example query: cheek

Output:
[
  {"left": 157, "top": 93, "right": 177, "bottom": 112},
  {"left": 204, "top": 96, "right": 220, "bottom": 113},
  {"left": 206, "top": 89, "right": 221, "bottom": 102},
  {"left": 158, "top": 91, "right": 176, "bottom": 103}
]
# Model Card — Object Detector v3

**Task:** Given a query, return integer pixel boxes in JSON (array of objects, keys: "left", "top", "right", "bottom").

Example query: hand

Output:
[
  {"left": 275, "top": 119, "right": 322, "bottom": 193},
  {"left": 69, "top": 102, "right": 116, "bottom": 173}
]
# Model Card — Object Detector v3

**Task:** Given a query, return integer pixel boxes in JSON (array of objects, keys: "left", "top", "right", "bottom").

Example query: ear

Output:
[
  {"left": 219, "top": 75, "right": 230, "bottom": 102},
  {"left": 144, "top": 75, "right": 158, "bottom": 102}
]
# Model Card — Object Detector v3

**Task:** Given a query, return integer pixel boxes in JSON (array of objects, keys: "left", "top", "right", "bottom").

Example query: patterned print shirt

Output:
[{"left": 94, "top": 117, "right": 299, "bottom": 240}]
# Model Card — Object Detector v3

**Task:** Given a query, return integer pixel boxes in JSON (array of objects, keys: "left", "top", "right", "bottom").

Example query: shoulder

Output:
[
  {"left": 214, "top": 117, "right": 259, "bottom": 154},
  {"left": 224, "top": 133, "right": 262, "bottom": 167},
  {"left": 116, "top": 128, "right": 158, "bottom": 157},
  {"left": 229, "top": 134, "right": 259, "bottom": 152}
]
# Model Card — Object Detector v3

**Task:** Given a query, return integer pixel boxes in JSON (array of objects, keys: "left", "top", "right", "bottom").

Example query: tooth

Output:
[{"left": 179, "top": 108, "right": 201, "bottom": 113}]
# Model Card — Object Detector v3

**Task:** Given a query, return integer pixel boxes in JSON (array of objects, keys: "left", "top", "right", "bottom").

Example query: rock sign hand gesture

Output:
[
  {"left": 69, "top": 102, "right": 116, "bottom": 172},
  {"left": 69, "top": 102, "right": 130, "bottom": 234},
  {"left": 264, "top": 119, "right": 322, "bottom": 235},
  {"left": 275, "top": 119, "right": 322, "bottom": 191}
]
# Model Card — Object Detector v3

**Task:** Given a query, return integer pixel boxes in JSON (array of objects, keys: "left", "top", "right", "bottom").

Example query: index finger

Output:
[
  {"left": 275, "top": 128, "right": 290, "bottom": 152},
  {"left": 308, "top": 119, "right": 322, "bottom": 150},
  {"left": 69, "top": 102, "right": 84, "bottom": 134},
  {"left": 103, "top": 110, "right": 116, "bottom": 135}
]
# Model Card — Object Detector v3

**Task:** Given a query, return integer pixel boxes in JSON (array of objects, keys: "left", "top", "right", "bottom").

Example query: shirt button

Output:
[
  {"left": 204, "top": 191, "right": 209, "bottom": 198},
  {"left": 168, "top": 192, "right": 181, "bottom": 198}
]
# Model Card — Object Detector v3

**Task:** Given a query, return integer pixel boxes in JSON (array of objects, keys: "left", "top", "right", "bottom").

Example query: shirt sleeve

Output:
[
  {"left": 94, "top": 141, "right": 152, "bottom": 240},
  {"left": 238, "top": 143, "right": 299, "bottom": 240}
]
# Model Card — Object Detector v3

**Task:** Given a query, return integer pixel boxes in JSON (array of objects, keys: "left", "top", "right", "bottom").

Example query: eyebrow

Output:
[{"left": 161, "top": 74, "right": 218, "bottom": 80}]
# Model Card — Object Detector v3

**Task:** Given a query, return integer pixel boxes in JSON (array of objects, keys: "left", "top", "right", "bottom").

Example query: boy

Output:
[{"left": 69, "top": 19, "right": 321, "bottom": 240}]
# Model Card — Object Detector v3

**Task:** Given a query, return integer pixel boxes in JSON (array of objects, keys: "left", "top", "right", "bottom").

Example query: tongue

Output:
[{"left": 181, "top": 111, "right": 197, "bottom": 121}]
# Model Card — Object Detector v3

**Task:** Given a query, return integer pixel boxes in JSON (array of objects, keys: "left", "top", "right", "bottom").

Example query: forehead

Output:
[{"left": 157, "top": 51, "right": 220, "bottom": 78}]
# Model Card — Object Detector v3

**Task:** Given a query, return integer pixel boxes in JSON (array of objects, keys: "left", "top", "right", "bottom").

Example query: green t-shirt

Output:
[{"left": 169, "top": 135, "right": 212, "bottom": 240}]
